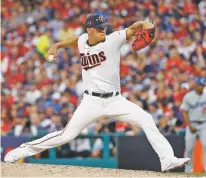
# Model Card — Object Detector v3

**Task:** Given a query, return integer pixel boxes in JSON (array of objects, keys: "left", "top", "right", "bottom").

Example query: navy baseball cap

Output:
[
  {"left": 195, "top": 77, "right": 206, "bottom": 86},
  {"left": 86, "top": 14, "right": 107, "bottom": 29}
]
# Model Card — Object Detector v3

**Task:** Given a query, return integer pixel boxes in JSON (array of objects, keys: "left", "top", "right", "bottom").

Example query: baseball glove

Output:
[{"left": 132, "top": 23, "right": 155, "bottom": 51}]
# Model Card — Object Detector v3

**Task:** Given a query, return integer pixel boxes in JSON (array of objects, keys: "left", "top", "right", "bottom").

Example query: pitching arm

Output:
[{"left": 46, "top": 36, "right": 79, "bottom": 61}]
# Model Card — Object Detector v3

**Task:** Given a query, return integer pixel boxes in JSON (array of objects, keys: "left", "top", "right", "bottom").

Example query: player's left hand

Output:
[
  {"left": 132, "top": 24, "right": 155, "bottom": 51},
  {"left": 189, "top": 125, "right": 197, "bottom": 133}
]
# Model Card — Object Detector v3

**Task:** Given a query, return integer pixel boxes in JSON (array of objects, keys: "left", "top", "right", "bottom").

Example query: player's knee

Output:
[
  {"left": 60, "top": 131, "right": 78, "bottom": 143},
  {"left": 140, "top": 112, "right": 156, "bottom": 127},
  {"left": 144, "top": 113, "right": 153, "bottom": 121}
]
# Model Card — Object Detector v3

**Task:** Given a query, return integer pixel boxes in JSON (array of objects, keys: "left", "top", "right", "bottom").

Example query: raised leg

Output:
[{"left": 4, "top": 94, "right": 104, "bottom": 162}]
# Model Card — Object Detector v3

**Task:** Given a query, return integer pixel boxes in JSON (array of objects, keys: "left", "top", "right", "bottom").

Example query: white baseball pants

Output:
[{"left": 25, "top": 94, "right": 175, "bottom": 168}]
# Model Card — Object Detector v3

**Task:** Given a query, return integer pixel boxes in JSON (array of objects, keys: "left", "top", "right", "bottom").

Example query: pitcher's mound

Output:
[{"left": 1, "top": 162, "right": 201, "bottom": 177}]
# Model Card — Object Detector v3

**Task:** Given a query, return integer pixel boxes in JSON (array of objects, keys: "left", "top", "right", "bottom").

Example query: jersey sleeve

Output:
[
  {"left": 77, "top": 33, "right": 88, "bottom": 51},
  {"left": 109, "top": 29, "right": 127, "bottom": 49},
  {"left": 180, "top": 95, "right": 190, "bottom": 111},
  {"left": 78, "top": 33, "right": 88, "bottom": 43}
]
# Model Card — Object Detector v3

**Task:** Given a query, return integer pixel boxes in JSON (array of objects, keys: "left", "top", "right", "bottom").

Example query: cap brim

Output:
[
  {"left": 197, "top": 83, "right": 206, "bottom": 86},
  {"left": 196, "top": 78, "right": 206, "bottom": 86},
  {"left": 96, "top": 23, "right": 107, "bottom": 29},
  {"left": 196, "top": 81, "right": 206, "bottom": 86}
]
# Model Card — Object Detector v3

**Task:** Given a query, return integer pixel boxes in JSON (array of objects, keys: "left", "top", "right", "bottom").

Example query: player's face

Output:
[
  {"left": 92, "top": 27, "right": 106, "bottom": 41},
  {"left": 195, "top": 85, "right": 204, "bottom": 94}
]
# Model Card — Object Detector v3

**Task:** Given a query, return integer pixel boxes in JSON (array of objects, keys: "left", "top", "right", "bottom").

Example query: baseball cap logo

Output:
[
  {"left": 98, "top": 16, "right": 104, "bottom": 22},
  {"left": 87, "top": 21, "right": 92, "bottom": 26}
]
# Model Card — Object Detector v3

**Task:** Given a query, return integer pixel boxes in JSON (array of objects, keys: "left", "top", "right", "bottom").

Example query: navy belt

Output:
[{"left": 84, "top": 90, "right": 119, "bottom": 98}]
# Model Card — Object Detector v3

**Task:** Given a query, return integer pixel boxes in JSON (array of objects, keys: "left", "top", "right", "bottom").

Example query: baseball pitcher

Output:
[
  {"left": 4, "top": 14, "right": 190, "bottom": 172},
  {"left": 180, "top": 77, "right": 206, "bottom": 172}
]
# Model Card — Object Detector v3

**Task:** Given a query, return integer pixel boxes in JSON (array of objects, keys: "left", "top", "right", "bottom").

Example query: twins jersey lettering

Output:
[{"left": 80, "top": 51, "right": 106, "bottom": 70}]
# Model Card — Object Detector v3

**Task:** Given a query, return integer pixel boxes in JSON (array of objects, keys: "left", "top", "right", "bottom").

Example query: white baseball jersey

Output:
[{"left": 77, "top": 30, "right": 127, "bottom": 93}]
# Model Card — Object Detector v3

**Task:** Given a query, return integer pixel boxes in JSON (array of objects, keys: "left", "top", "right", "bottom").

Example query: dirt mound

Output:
[{"left": 1, "top": 162, "right": 204, "bottom": 177}]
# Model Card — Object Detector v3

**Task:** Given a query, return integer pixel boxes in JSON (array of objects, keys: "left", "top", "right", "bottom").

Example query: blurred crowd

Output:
[{"left": 1, "top": 0, "right": 206, "bottom": 157}]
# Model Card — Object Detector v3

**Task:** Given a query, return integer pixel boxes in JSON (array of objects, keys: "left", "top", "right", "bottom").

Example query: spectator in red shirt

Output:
[
  {"left": 183, "top": 0, "right": 197, "bottom": 15},
  {"left": 166, "top": 45, "right": 183, "bottom": 71}
]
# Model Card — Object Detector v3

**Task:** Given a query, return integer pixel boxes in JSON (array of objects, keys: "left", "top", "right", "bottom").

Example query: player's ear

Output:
[
  {"left": 87, "top": 28, "right": 95, "bottom": 35},
  {"left": 87, "top": 28, "right": 91, "bottom": 34}
]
